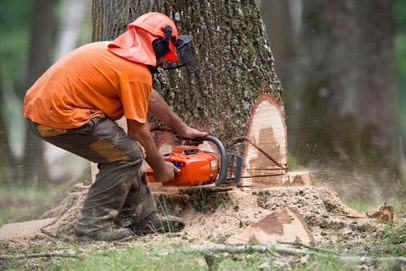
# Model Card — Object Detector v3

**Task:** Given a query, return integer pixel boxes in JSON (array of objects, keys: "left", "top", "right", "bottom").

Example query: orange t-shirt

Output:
[{"left": 23, "top": 42, "right": 152, "bottom": 129}]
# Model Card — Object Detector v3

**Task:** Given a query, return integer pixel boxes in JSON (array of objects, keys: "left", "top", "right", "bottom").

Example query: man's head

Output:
[
  {"left": 108, "top": 12, "right": 198, "bottom": 72},
  {"left": 131, "top": 12, "right": 179, "bottom": 64}
]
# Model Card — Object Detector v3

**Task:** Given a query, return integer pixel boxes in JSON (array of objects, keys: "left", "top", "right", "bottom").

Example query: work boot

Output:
[
  {"left": 74, "top": 161, "right": 138, "bottom": 241},
  {"left": 129, "top": 213, "right": 185, "bottom": 236},
  {"left": 116, "top": 170, "right": 160, "bottom": 228},
  {"left": 117, "top": 172, "right": 185, "bottom": 235},
  {"left": 75, "top": 227, "right": 133, "bottom": 241}
]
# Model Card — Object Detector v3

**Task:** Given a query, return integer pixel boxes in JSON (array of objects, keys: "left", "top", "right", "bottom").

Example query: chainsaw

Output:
[{"left": 145, "top": 135, "right": 242, "bottom": 187}]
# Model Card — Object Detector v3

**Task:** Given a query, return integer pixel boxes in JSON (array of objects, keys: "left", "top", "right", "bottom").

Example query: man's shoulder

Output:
[{"left": 73, "top": 41, "right": 109, "bottom": 54}]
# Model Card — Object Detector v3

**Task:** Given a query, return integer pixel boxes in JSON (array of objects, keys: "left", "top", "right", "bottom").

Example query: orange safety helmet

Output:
[
  {"left": 131, "top": 12, "right": 179, "bottom": 61},
  {"left": 108, "top": 12, "right": 179, "bottom": 66}
]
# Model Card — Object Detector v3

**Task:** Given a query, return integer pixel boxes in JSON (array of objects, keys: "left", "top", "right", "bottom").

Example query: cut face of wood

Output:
[
  {"left": 240, "top": 95, "right": 288, "bottom": 186},
  {"left": 226, "top": 206, "right": 314, "bottom": 245}
]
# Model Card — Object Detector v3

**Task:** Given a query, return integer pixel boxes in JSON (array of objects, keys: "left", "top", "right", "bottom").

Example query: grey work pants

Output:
[{"left": 27, "top": 117, "right": 156, "bottom": 233}]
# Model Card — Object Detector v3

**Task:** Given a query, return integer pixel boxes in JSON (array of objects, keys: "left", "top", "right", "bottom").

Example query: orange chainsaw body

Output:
[{"left": 145, "top": 145, "right": 220, "bottom": 186}]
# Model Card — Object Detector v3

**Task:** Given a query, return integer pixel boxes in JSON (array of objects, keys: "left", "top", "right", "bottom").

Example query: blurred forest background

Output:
[{"left": 0, "top": 0, "right": 405, "bottom": 224}]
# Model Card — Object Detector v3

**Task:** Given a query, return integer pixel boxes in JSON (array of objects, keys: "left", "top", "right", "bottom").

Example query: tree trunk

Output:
[
  {"left": 0, "top": 85, "right": 16, "bottom": 185},
  {"left": 264, "top": 1, "right": 398, "bottom": 194},
  {"left": 302, "top": 1, "right": 396, "bottom": 166},
  {"left": 21, "top": 0, "right": 56, "bottom": 185},
  {"left": 92, "top": 0, "right": 283, "bottom": 156},
  {"left": 54, "top": 0, "right": 90, "bottom": 60}
]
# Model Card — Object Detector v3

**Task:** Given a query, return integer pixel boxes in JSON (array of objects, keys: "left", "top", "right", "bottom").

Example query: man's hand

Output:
[
  {"left": 178, "top": 126, "right": 207, "bottom": 139},
  {"left": 153, "top": 161, "right": 180, "bottom": 182}
]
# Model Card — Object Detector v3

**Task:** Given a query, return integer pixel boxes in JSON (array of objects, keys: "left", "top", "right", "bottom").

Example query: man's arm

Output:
[
  {"left": 127, "top": 119, "right": 178, "bottom": 182},
  {"left": 148, "top": 89, "right": 207, "bottom": 138},
  {"left": 128, "top": 89, "right": 206, "bottom": 181}
]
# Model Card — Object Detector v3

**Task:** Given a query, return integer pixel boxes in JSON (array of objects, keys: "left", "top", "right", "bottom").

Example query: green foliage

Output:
[
  {"left": 395, "top": 34, "right": 406, "bottom": 80},
  {"left": 0, "top": 0, "right": 33, "bottom": 87},
  {"left": 394, "top": 0, "right": 406, "bottom": 33}
]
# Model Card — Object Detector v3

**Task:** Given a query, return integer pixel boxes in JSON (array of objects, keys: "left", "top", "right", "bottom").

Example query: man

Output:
[{"left": 23, "top": 12, "right": 207, "bottom": 241}]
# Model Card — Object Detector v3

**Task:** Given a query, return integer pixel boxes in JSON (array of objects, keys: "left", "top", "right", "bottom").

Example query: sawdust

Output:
[{"left": 0, "top": 183, "right": 391, "bottom": 248}]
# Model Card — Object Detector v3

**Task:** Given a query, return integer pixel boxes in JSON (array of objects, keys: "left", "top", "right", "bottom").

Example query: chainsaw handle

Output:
[{"left": 190, "top": 135, "right": 228, "bottom": 185}]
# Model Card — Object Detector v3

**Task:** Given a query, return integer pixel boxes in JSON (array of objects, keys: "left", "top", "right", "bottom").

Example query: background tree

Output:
[
  {"left": 92, "top": 0, "right": 283, "bottom": 154},
  {"left": 21, "top": 0, "right": 57, "bottom": 185},
  {"left": 260, "top": 0, "right": 401, "bottom": 198},
  {"left": 0, "top": 0, "right": 37, "bottom": 185}
]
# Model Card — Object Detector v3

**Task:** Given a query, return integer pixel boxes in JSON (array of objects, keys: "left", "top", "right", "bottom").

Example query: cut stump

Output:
[{"left": 240, "top": 94, "right": 288, "bottom": 187}]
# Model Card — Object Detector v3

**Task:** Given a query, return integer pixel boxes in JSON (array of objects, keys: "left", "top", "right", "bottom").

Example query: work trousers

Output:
[{"left": 27, "top": 117, "right": 156, "bottom": 233}]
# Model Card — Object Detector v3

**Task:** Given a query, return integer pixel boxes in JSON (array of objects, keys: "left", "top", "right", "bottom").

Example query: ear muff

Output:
[{"left": 153, "top": 25, "right": 173, "bottom": 59}]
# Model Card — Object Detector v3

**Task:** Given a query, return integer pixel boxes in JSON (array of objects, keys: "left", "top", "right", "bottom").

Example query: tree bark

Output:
[{"left": 92, "top": 0, "right": 283, "bottom": 155}]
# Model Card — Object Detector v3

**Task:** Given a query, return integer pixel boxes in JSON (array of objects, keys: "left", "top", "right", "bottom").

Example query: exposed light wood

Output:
[
  {"left": 226, "top": 206, "right": 314, "bottom": 245},
  {"left": 240, "top": 94, "right": 288, "bottom": 187}
]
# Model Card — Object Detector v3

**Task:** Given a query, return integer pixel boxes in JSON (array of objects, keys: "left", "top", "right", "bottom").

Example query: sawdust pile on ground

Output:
[{"left": 0, "top": 183, "right": 387, "bottom": 247}]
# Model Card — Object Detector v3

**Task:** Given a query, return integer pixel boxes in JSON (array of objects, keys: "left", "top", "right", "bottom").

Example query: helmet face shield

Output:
[{"left": 162, "top": 35, "right": 198, "bottom": 73}]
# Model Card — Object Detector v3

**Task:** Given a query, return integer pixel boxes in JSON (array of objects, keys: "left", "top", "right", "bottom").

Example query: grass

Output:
[
  {"left": 2, "top": 231, "right": 405, "bottom": 271},
  {"left": 0, "top": 239, "right": 353, "bottom": 271},
  {"left": 0, "top": 181, "right": 77, "bottom": 226},
  {"left": 1, "top": 160, "right": 405, "bottom": 270}
]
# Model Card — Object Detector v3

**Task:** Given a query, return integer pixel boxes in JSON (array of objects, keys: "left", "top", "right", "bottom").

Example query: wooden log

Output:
[
  {"left": 226, "top": 206, "right": 314, "bottom": 246},
  {"left": 240, "top": 94, "right": 288, "bottom": 187}
]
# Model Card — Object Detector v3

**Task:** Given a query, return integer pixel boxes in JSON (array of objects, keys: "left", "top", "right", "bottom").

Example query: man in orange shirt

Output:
[{"left": 23, "top": 12, "right": 206, "bottom": 241}]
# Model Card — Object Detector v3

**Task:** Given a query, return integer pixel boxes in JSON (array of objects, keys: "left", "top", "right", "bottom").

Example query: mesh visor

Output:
[{"left": 162, "top": 35, "right": 198, "bottom": 73}]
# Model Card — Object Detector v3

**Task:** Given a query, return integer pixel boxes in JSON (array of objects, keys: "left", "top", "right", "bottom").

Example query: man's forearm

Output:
[
  {"left": 127, "top": 119, "right": 163, "bottom": 169},
  {"left": 148, "top": 89, "right": 187, "bottom": 133}
]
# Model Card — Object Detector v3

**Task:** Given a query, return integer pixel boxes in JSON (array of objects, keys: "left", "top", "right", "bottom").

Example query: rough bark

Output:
[{"left": 92, "top": 0, "right": 283, "bottom": 155}]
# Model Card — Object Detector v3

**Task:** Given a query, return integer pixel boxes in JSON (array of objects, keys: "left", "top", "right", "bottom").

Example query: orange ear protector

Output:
[{"left": 153, "top": 25, "right": 174, "bottom": 59}]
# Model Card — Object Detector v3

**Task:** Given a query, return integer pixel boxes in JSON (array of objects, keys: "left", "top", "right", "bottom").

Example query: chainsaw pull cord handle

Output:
[{"left": 191, "top": 135, "right": 228, "bottom": 185}]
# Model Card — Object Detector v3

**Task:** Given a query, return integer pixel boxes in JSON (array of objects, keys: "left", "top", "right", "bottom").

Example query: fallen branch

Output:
[
  {"left": 188, "top": 244, "right": 406, "bottom": 264},
  {"left": 191, "top": 244, "right": 324, "bottom": 257},
  {"left": 367, "top": 243, "right": 406, "bottom": 254},
  {"left": 0, "top": 252, "right": 84, "bottom": 260}
]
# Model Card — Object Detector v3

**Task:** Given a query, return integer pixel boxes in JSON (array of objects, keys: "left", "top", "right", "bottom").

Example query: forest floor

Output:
[{"left": 0, "top": 180, "right": 405, "bottom": 270}]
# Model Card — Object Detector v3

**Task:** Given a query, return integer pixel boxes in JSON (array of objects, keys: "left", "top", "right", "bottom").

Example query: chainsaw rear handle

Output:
[{"left": 188, "top": 135, "right": 228, "bottom": 185}]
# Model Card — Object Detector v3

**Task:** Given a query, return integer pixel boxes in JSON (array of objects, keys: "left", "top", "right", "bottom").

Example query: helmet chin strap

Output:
[{"left": 147, "top": 65, "right": 158, "bottom": 74}]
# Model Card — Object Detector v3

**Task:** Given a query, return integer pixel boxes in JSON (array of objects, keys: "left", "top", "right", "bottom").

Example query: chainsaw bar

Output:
[{"left": 193, "top": 135, "right": 242, "bottom": 187}]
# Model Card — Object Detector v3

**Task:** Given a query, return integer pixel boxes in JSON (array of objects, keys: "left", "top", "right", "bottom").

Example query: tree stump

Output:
[{"left": 240, "top": 94, "right": 288, "bottom": 187}]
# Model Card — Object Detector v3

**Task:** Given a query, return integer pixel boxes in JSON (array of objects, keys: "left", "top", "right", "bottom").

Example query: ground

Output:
[{"left": 0, "top": 182, "right": 403, "bottom": 269}]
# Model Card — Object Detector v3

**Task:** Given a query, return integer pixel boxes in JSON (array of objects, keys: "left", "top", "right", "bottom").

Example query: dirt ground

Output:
[{"left": 0, "top": 182, "right": 394, "bottom": 247}]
